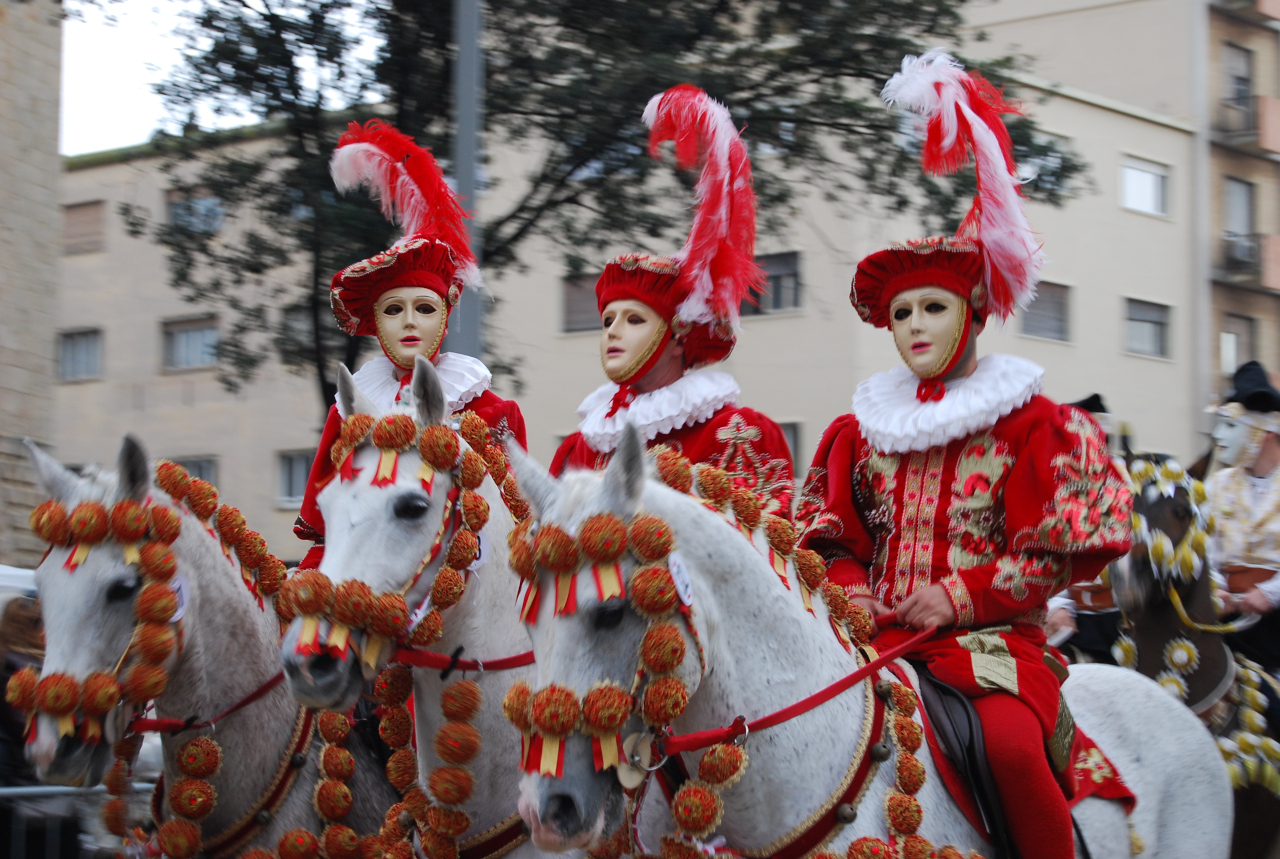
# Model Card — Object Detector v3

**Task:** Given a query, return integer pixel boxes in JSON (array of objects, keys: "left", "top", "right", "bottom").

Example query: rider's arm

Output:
[{"left": 795, "top": 414, "right": 876, "bottom": 597}]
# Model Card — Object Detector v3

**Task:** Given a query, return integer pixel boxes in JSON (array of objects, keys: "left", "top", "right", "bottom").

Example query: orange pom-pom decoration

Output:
[
  {"left": 579, "top": 514, "right": 628, "bottom": 563},
  {"left": 375, "top": 664, "right": 413, "bottom": 706},
  {"left": 122, "top": 663, "right": 168, "bottom": 703},
  {"left": 502, "top": 475, "right": 529, "bottom": 520},
  {"left": 530, "top": 684, "right": 580, "bottom": 737},
  {"left": 425, "top": 806, "right": 471, "bottom": 838},
  {"left": 110, "top": 500, "right": 150, "bottom": 543},
  {"left": 318, "top": 711, "right": 352, "bottom": 745},
  {"left": 135, "top": 582, "right": 178, "bottom": 623},
  {"left": 36, "top": 673, "right": 80, "bottom": 715},
  {"left": 848, "top": 604, "right": 873, "bottom": 644},
  {"left": 459, "top": 411, "right": 489, "bottom": 452},
  {"left": 386, "top": 748, "right": 419, "bottom": 791},
  {"left": 509, "top": 538, "right": 536, "bottom": 581},
  {"left": 186, "top": 478, "right": 218, "bottom": 520},
  {"left": 421, "top": 831, "right": 458, "bottom": 859},
  {"left": 138, "top": 541, "right": 177, "bottom": 582},
  {"left": 509, "top": 516, "right": 533, "bottom": 550},
  {"left": 484, "top": 444, "right": 508, "bottom": 485},
  {"left": 383, "top": 843, "right": 415, "bottom": 859},
  {"left": 169, "top": 776, "right": 216, "bottom": 819},
  {"left": 628, "top": 515, "right": 674, "bottom": 562},
  {"left": 332, "top": 579, "right": 374, "bottom": 628},
  {"left": 820, "top": 581, "right": 850, "bottom": 623},
  {"left": 155, "top": 462, "right": 192, "bottom": 503},
  {"left": 286, "top": 569, "right": 334, "bottom": 616},
  {"left": 581, "top": 684, "right": 631, "bottom": 734},
  {"left": 428, "top": 765, "right": 474, "bottom": 805},
  {"left": 324, "top": 825, "right": 361, "bottom": 859},
  {"left": 379, "top": 705, "right": 413, "bottom": 748},
  {"left": 445, "top": 530, "right": 479, "bottom": 570},
  {"left": 402, "top": 785, "right": 431, "bottom": 821},
  {"left": 104, "top": 758, "right": 130, "bottom": 796},
  {"left": 114, "top": 734, "right": 143, "bottom": 761},
  {"left": 641, "top": 623, "right": 686, "bottom": 674},
  {"left": 81, "top": 672, "right": 121, "bottom": 717},
  {"left": 731, "top": 488, "right": 761, "bottom": 531},
  {"left": 698, "top": 744, "right": 747, "bottom": 786},
  {"left": 434, "top": 722, "right": 482, "bottom": 765},
  {"left": 895, "top": 715, "right": 923, "bottom": 754},
  {"left": 278, "top": 828, "right": 321, "bottom": 859},
  {"left": 178, "top": 737, "right": 222, "bottom": 778},
  {"left": 215, "top": 506, "right": 246, "bottom": 546},
  {"left": 275, "top": 586, "right": 297, "bottom": 624},
  {"left": 696, "top": 466, "right": 731, "bottom": 507},
  {"left": 360, "top": 835, "right": 387, "bottom": 859},
  {"left": 419, "top": 425, "right": 460, "bottom": 471},
  {"left": 461, "top": 490, "right": 489, "bottom": 532},
  {"left": 30, "top": 500, "right": 70, "bottom": 545},
  {"left": 763, "top": 516, "right": 795, "bottom": 555},
  {"left": 322, "top": 745, "right": 356, "bottom": 781},
  {"left": 432, "top": 567, "right": 466, "bottom": 610},
  {"left": 236, "top": 530, "right": 269, "bottom": 569},
  {"left": 257, "top": 556, "right": 287, "bottom": 596},
  {"left": 373, "top": 415, "right": 417, "bottom": 451},
  {"left": 937, "top": 848, "right": 964, "bottom": 859},
  {"left": 315, "top": 779, "right": 353, "bottom": 820},
  {"left": 886, "top": 793, "right": 922, "bottom": 834},
  {"left": 409, "top": 609, "right": 444, "bottom": 646},
  {"left": 103, "top": 796, "right": 130, "bottom": 836},
  {"left": 659, "top": 835, "right": 702, "bottom": 859},
  {"left": 69, "top": 501, "right": 109, "bottom": 543},
  {"left": 643, "top": 676, "right": 689, "bottom": 725},
  {"left": 149, "top": 505, "right": 182, "bottom": 544},
  {"left": 848, "top": 838, "right": 891, "bottom": 859},
  {"left": 458, "top": 449, "right": 487, "bottom": 491},
  {"left": 369, "top": 593, "right": 410, "bottom": 639},
  {"left": 441, "top": 679, "right": 482, "bottom": 722},
  {"left": 891, "top": 683, "right": 918, "bottom": 718},
  {"left": 901, "top": 835, "right": 935, "bottom": 859},
  {"left": 654, "top": 448, "right": 693, "bottom": 494},
  {"left": 793, "top": 549, "right": 827, "bottom": 590},
  {"left": 340, "top": 414, "right": 376, "bottom": 448},
  {"left": 6, "top": 665, "right": 38, "bottom": 711},
  {"left": 671, "top": 782, "right": 722, "bottom": 838},
  {"left": 629, "top": 565, "right": 678, "bottom": 617},
  {"left": 897, "top": 752, "right": 926, "bottom": 795},
  {"left": 502, "top": 680, "right": 532, "bottom": 732},
  {"left": 136, "top": 622, "right": 177, "bottom": 665},
  {"left": 158, "top": 818, "right": 202, "bottom": 859}
]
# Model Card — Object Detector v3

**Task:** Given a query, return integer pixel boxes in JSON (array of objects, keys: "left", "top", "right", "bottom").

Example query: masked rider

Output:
[
  {"left": 549, "top": 85, "right": 794, "bottom": 518},
  {"left": 294, "top": 121, "right": 527, "bottom": 569},
  {"left": 796, "top": 53, "right": 1132, "bottom": 859}
]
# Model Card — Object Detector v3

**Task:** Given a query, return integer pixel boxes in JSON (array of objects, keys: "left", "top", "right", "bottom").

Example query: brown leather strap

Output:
[
  {"left": 1067, "top": 584, "right": 1115, "bottom": 611},
  {"left": 1224, "top": 566, "right": 1277, "bottom": 594}
]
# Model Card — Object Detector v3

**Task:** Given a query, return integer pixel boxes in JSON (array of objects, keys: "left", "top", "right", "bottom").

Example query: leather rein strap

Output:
[
  {"left": 128, "top": 670, "right": 287, "bottom": 735},
  {"left": 392, "top": 647, "right": 535, "bottom": 673}
]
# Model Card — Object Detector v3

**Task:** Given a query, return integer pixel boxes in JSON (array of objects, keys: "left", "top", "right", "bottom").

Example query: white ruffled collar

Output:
[
  {"left": 852, "top": 353, "right": 1044, "bottom": 453},
  {"left": 577, "top": 369, "right": 740, "bottom": 452},
  {"left": 337, "top": 352, "right": 492, "bottom": 418}
]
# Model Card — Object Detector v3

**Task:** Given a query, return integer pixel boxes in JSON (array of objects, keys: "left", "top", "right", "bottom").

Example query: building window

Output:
[
  {"left": 1220, "top": 313, "right": 1256, "bottom": 376},
  {"left": 279, "top": 451, "right": 314, "bottom": 506},
  {"left": 163, "top": 317, "right": 218, "bottom": 369},
  {"left": 63, "top": 201, "right": 106, "bottom": 255},
  {"left": 779, "top": 422, "right": 801, "bottom": 465},
  {"left": 563, "top": 273, "right": 600, "bottom": 332},
  {"left": 742, "top": 252, "right": 801, "bottom": 316},
  {"left": 1020, "top": 283, "right": 1069, "bottom": 341},
  {"left": 172, "top": 457, "right": 217, "bottom": 487},
  {"left": 1126, "top": 299, "right": 1170, "bottom": 357},
  {"left": 167, "top": 189, "right": 225, "bottom": 234},
  {"left": 1120, "top": 158, "right": 1169, "bottom": 216},
  {"left": 58, "top": 329, "right": 103, "bottom": 381}
]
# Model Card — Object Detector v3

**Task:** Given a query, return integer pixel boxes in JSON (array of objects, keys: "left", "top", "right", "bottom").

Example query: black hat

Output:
[
  {"left": 1225, "top": 361, "right": 1280, "bottom": 413},
  {"left": 1068, "top": 393, "right": 1108, "bottom": 414}
]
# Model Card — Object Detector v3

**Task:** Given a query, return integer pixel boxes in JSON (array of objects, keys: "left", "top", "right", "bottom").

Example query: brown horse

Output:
[{"left": 1111, "top": 457, "right": 1280, "bottom": 859}]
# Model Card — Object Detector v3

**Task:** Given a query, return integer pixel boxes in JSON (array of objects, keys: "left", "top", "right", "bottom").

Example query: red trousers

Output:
[{"left": 971, "top": 692, "right": 1073, "bottom": 859}]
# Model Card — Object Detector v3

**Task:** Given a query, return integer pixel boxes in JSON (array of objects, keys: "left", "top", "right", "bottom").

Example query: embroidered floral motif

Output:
[
  {"left": 993, "top": 553, "right": 1071, "bottom": 601},
  {"left": 714, "top": 414, "right": 793, "bottom": 515},
  {"left": 948, "top": 432, "right": 1013, "bottom": 571},
  {"left": 885, "top": 450, "right": 944, "bottom": 605},
  {"left": 796, "top": 466, "right": 843, "bottom": 544},
  {"left": 1074, "top": 747, "right": 1113, "bottom": 784},
  {"left": 849, "top": 448, "right": 900, "bottom": 573}
]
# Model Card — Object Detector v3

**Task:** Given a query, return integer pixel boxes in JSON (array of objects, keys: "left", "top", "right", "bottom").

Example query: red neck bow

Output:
[
  {"left": 606, "top": 384, "right": 638, "bottom": 418},
  {"left": 916, "top": 378, "right": 947, "bottom": 403}
]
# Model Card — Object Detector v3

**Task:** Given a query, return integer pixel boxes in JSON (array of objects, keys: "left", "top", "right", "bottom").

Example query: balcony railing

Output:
[
  {"left": 1214, "top": 96, "right": 1280, "bottom": 154},
  {"left": 1217, "top": 233, "right": 1280, "bottom": 292},
  {"left": 1218, "top": 96, "right": 1258, "bottom": 135},
  {"left": 1222, "top": 232, "right": 1263, "bottom": 275}
]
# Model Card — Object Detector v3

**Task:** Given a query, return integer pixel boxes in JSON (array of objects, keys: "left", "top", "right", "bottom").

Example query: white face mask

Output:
[
  {"left": 375, "top": 286, "right": 447, "bottom": 370},
  {"left": 599, "top": 299, "right": 668, "bottom": 383},
  {"left": 1213, "top": 415, "right": 1267, "bottom": 468},
  {"left": 888, "top": 286, "right": 967, "bottom": 379}
]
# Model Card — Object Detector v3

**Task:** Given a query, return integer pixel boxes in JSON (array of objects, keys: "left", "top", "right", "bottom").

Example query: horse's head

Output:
[{"left": 281, "top": 355, "right": 513, "bottom": 711}]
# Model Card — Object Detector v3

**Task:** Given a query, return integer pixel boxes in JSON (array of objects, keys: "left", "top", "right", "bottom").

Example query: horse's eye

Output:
[
  {"left": 393, "top": 494, "right": 431, "bottom": 521},
  {"left": 106, "top": 578, "right": 138, "bottom": 604},
  {"left": 593, "top": 603, "right": 626, "bottom": 630}
]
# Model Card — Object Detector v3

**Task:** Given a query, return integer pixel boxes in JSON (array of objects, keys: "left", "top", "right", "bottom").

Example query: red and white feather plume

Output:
[
  {"left": 644, "top": 84, "right": 763, "bottom": 328},
  {"left": 329, "top": 119, "right": 481, "bottom": 287},
  {"left": 882, "top": 49, "right": 1042, "bottom": 320}
]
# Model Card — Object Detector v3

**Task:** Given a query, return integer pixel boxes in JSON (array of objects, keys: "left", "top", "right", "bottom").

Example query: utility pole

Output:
[{"left": 445, "top": 0, "right": 484, "bottom": 358}]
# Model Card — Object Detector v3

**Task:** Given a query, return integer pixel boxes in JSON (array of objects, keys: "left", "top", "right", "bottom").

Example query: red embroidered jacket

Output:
[
  {"left": 550, "top": 405, "right": 795, "bottom": 518},
  {"left": 796, "top": 396, "right": 1131, "bottom": 627},
  {"left": 294, "top": 390, "right": 526, "bottom": 566}
]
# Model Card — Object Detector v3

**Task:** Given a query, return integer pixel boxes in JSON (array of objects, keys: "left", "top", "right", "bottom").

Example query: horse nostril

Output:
[
  {"left": 543, "top": 794, "right": 582, "bottom": 834},
  {"left": 309, "top": 653, "right": 343, "bottom": 676}
]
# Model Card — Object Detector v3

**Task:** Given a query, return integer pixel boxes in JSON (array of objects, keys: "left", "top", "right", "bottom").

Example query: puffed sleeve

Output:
[
  {"left": 499, "top": 399, "right": 528, "bottom": 450},
  {"left": 939, "top": 405, "right": 1132, "bottom": 626},
  {"left": 796, "top": 415, "right": 878, "bottom": 597},
  {"left": 294, "top": 404, "right": 343, "bottom": 567},
  {"left": 549, "top": 433, "right": 584, "bottom": 477}
]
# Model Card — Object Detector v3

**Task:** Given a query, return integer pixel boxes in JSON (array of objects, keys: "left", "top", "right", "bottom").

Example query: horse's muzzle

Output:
[
  {"left": 30, "top": 720, "right": 113, "bottom": 787},
  {"left": 280, "top": 617, "right": 365, "bottom": 711},
  {"left": 518, "top": 741, "right": 624, "bottom": 852}
]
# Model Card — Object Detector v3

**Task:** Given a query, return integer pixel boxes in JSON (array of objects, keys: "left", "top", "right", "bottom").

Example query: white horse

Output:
[
  {"left": 506, "top": 424, "right": 1234, "bottom": 859},
  {"left": 26, "top": 437, "right": 396, "bottom": 851},
  {"left": 280, "top": 356, "right": 548, "bottom": 859}
]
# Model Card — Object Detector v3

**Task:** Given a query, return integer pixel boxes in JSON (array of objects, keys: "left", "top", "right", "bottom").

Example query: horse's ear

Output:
[
  {"left": 601, "top": 424, "right": 645, "bottom": 519},
  {"left": 504, "top": 438, "right": 558, "bottom": 520},
  {"left": 117, "top": 435, "right": 150, "bottom": 503},
  {"left": 24, "top": 438, "right": 79, "bottom": 502},
  {"left": 412, "top": 356, "right": 447, "bottom": 427},
  {"left": 336, "top": 363, "right": 378, "bottom": 418}
]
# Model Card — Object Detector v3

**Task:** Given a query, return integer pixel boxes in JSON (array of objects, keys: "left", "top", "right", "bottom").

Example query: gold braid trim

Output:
[{"left": 458, "top": 813, "right": 529, "bottom": 859}]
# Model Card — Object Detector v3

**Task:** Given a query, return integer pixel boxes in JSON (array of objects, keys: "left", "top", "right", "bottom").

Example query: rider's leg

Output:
[{"left": 970, "top": 691, "right": 1073, "bottom": 859}]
